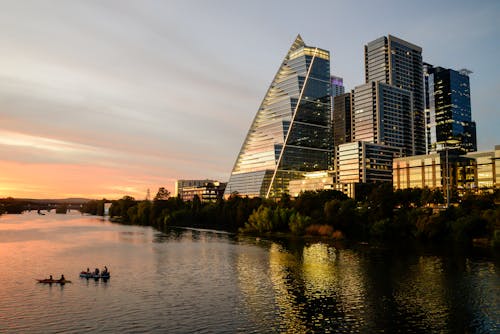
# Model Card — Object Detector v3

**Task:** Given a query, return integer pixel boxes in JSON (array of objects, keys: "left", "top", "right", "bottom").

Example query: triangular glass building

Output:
[{"left": 225, "top": 35, "right": 332, "bottom": 198}]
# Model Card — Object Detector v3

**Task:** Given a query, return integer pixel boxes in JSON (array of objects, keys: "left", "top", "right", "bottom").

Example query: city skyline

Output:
[{"left": 1, "top": 0, "right": 498, "bottom": 199}]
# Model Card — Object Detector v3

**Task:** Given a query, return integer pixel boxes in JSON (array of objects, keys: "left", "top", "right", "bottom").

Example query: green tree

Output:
[{"left": 154, "top": 187, "right": 170, "bottom": 201}]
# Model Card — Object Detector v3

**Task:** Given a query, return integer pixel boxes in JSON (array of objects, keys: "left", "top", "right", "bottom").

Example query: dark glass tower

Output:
[
  {"left": 225, "top": 35, "right": 332, "bottom": 198},
  {"left": 425, "top": 64, "right": 477, "bottom": 152},
  {"left": 364, "top": 35, "right": 425, "bottom": 155},
  {"left": 332, "top": 92, "right": 352, "bottom": 147}
]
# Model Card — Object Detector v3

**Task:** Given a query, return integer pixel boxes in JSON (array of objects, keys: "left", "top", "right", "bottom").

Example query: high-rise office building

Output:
[
  {"left": 364, "top": 35, "right": 425, "bottom": 155},
  {"left": 331, "top": 75, "right": 345, "bottom": 97},
  {"left": 225, "top": 35, "right": 332, "bottom": 198},
  {"left": 332, "top": 92, "right": 352, "bottom": 147},
  {"left": 424, "top": 64, "right": 477, "bottom": 153},
  {"left": 351, "top": 81, "right": 414, "bottom": 156},
  {"left": 337, "top": 141, "right": 402, "bottom": 184}
]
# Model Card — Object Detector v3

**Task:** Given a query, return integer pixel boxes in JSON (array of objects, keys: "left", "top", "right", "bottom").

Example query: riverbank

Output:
[{"left": 99, "top": 185, "right": 500, "bottom": 249}]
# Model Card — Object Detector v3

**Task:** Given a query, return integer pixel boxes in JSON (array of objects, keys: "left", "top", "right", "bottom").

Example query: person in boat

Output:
[
  {"left": 59, "top": 274, "right": 65, "bottom": 282},
  {"left": 103, "top": 266, "right": 108, "bottom": 274},
  {"left": 94, "top": 268, "right": 100, "bottom": 276},
  {"left": 86, "top": 267, "right": 90, "bottom": 274},
  {"left": 49, "top": 275, "right": 53, "bottom": 280}
]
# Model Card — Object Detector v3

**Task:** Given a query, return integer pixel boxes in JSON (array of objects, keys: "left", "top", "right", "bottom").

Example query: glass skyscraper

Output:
[
  {"left": 425, "top": 64, "right": 477, "bottom": 153},
  {"left": 364, "top": 35, "right": 425, "bottom": 155},
  {"left": 225, "top": 35, "right": 332, "bottom": 198}
]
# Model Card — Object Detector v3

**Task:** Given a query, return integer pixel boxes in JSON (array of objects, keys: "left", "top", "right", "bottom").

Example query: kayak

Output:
[{"left": 37, "top": 279, "right": 72, "bottom": 284}]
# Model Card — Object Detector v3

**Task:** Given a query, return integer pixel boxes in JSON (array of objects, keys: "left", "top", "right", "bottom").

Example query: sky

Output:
[{"left": 0, "top": 0, "right": 498, "bottom": 199}]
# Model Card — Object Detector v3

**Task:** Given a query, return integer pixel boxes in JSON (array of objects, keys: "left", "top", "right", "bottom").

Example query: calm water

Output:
[{"left": 0, "top": 211, "right": 498, "bottom": 333}]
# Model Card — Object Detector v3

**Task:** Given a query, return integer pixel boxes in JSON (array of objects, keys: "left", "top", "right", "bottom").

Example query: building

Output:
[
  {"left": 424, "top": 64, "right": 477, "bottom": 153},
  {"left": 177, "top": 181, "right": 227, "bottom": 202},
  {"left": 351, "top": 81, "right": 414, "bottom": 156},
  {"left": 331, "top": 75, "right": 345, "bottom": 97},
  {"left": 225, "top": 35, "right": 333, "bottom": 198},
  {"left": 288, "top": 171, "right": 335, "bottom": 196},
  {"left": 364, "top": 35, "right": 425, "bottom": 155},
  {"left": 393, "top": 150, "right": 486, "bottom": 192},
  {"left": 288, "top": 171, "right": 356, "bottom": 198},
  {"left": 467, "top": 146, "right": 500, "bottom": 189},
  {"left": 174, "top": 179, "right": 215, "bottom": 197},
  {"left": 332, "top": 92, "right": 352, "bottom": 147},
  {"left": 336, "top": 141, "right": 402, "bottom": 184}
]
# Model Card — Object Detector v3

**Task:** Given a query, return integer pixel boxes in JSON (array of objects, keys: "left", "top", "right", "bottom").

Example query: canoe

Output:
[
  {"left": 79, "top": 271, "right": 110, "bottom": 279},
  {"left": 37, "top": 279, "right": 72, "bottom": 284}
]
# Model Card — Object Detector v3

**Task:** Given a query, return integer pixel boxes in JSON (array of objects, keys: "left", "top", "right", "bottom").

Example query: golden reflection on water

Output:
[{"left": 268, "top": 242, "right": 308, "bottom": 333}]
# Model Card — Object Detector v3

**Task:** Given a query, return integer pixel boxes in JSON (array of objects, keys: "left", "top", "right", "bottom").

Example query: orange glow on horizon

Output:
[{"left": 0, "top": 161, "right": 171, "bottom": 200}]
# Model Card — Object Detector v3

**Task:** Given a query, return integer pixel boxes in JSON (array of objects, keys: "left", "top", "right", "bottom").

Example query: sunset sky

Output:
[{"left": 1, "top": 0, "right": 498, "bottom": 199}]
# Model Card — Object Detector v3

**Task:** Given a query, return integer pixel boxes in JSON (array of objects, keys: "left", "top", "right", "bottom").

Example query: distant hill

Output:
[{"left": 1, "top": 198, "right": 94, "bottom": 204}]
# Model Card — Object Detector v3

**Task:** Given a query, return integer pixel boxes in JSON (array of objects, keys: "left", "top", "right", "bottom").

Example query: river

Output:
[{"left": 0, "top": 211, "right": 498, "bottom": 333}]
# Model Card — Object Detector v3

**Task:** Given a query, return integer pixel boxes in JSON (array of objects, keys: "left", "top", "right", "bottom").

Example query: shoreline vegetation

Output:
[
  {"left": 91, "top": 184, "right": 499, "bottom": 248},
  {"left": 2, "top": 185, "right": 498, "bottom": 248}
]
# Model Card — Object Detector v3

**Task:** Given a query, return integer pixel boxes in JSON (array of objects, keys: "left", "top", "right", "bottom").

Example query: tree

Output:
[{"left": 154, "top": 187, "right": 170, "bottom": 201}]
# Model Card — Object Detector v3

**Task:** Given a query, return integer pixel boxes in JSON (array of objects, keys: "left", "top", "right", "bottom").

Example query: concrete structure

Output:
[{"left": 288, "top": 171, "right": 356, "bottom": 198}]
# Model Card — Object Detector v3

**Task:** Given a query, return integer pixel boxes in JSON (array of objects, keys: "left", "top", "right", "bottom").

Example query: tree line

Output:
[{"left": 84, "top": 185, "right": 500, "bottom": 247}]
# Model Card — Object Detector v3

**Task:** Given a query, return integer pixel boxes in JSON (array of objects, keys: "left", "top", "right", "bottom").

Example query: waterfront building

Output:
[
  {"left": 424, "top": 64, "right": 477, "bottom": 153},
  {"left": 177, "top": 181, "right": 226, "bottom": 202},
  {"left": 288, "top": 171, "right": 335, "bottom": 196},
  {"left": 393, "top": 150, "right": 477, "bottom": 191},
  {"left": 336, "top": 141, "right": 402, "bottom": 184},
  {"left": 225, "top": 35, "right": 333, "bottom": 198},
  {"left": 332, "top": 92, "right": 352, "bottom": 147},
  {"left": 288, "top": 171, "right": 356, "bottom": 198},
  {"left": 466, "top": 146, "right": 500, "bottom": 189},
  {"left": 351, "top": 81, "right": 413, "bottom": 156},
  {"left": 364, "top": 35, "right": 425, "bottom": 155},
  {"left": 331, "top": 75, "right": 345, "bottom": 97},
  {"left": 174, "top": 179, "right": 215, "bottom": 197}
]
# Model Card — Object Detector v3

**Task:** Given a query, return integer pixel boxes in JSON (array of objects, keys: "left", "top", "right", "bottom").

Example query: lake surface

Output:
[{"left": 0, "top": 211, "right": 498, "bottom": 333}]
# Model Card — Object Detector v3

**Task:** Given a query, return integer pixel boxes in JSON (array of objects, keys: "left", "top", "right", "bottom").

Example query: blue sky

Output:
[{"left": 0, "top": 0, "right": 498, "bottom": 198}]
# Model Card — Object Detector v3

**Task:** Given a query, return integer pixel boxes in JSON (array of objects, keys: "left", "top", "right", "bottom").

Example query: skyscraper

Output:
[
  {"left": 364, "top": 35, "right": 425, "bottom": 155},
  {"left": 425, "top": 64, "right": 477, "bottom": 153},
  {"left": 351, "top": 81, "right": 414, "bottom": 156},
  {"left": 225, "top": 35, "right": 332, "bottom": 198},
  {"left": 332, "top": 92, "right": 352, "bottom": 147},
  {"left": 331, "top": 75, "right": 345, "bottom": 97}
]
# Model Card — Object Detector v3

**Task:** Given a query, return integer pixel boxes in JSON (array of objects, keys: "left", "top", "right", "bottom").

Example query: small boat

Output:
[
  {"left": 36, "top": 279, "right": 72, "bottom": 284},
  {"left": 79, "top": 271, "right": 110, "bottom": 279}
]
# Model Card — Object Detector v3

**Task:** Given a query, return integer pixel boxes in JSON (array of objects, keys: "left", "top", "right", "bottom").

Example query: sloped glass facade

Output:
[{"left": 225, "top": 36, "right": 332, "bottom": 198}]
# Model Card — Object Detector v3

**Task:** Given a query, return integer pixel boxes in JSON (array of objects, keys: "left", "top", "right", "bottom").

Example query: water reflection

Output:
[{"left": 1, "top": 213, "right": 498, "bottom": 333}]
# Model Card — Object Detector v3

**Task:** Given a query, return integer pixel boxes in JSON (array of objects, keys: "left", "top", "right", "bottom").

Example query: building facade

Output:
[
  {"left": 466, "top": 146, "right": 500, "bottom": 189},
  {"left": 393, "top": 150, "right": 487, "bottom": 192},
  {"left": 177, "top": 181, "right": 227, "bottom": 202},
  {"left": 425, "top": 64, "right": 477, "bottom": 153},
  {"left": 225, "top": 35, "right": 333, "bottom": 198},
  {"left": 364, "top": 35, "right": 425, "bottom": 155},
  {"left": 351, "top": 81, "right": 414, "bottom": 156},
  {"left": 336, "top": 141, "right": 402, "bottom": 184},
  {"left": 331, "top": 75, "right": 345, "bottom": 97},
  {"left": 332, "top": 92, "right": 352, "bottom": 147},
  {"left": 174, "top": 179, "right": 215, "bottom": 197}
]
